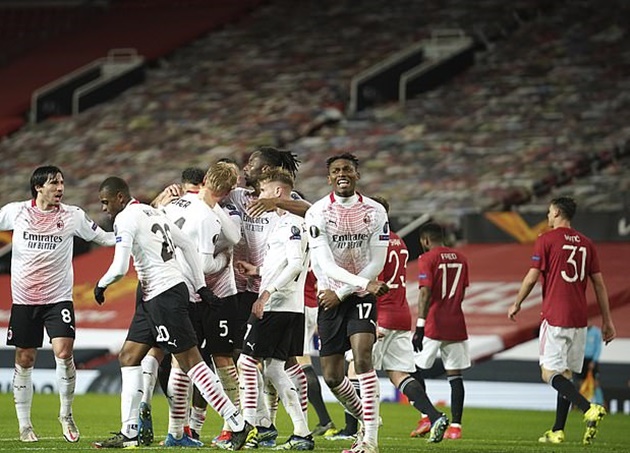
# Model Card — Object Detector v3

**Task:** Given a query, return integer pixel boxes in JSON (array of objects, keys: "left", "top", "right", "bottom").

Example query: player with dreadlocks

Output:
[{"left": 214, "top": 146, "right": 310, "bottom": 448}]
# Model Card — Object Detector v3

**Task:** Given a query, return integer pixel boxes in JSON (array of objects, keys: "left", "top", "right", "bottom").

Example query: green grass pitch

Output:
[{"left": 0, "top": 393, "right": 628, "bottom": 452}]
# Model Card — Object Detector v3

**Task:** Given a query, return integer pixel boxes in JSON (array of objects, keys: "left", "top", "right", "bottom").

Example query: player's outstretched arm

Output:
[{"left": 247, "top": 198, "right": 311, "bottom": 218}]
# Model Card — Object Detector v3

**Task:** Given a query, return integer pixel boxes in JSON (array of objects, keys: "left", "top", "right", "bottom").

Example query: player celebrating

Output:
[
  {"left": 509, "top": 197, "right": 615, "bottom": 445},
  {"left": 224, "top": 146, "right": 309, "bottom": 445},
  {"left": 225, "top": 146, "right": 306, "bottom": 346},
  {"left": 236, "top": 168, "right": 314, "bottom": 450},
  {"left": 305, "top": 152, "right": 389, "bottom": 453},
  {"left": 92, "top": 176, "right": 256, "bottom": 449},
  {"left": 138, "top": 166, "right": 209, "bottom": 446},
  {"left": 1, "top": 165, "right": 115, "bottom": 443},
  {"left": 156, "top": 162, "right": 241, "bottom": 446}
]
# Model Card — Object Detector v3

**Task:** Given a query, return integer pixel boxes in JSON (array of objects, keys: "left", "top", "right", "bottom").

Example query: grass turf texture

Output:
[{"left": 0, "top": 393, "right": 628, "bottom": 452}]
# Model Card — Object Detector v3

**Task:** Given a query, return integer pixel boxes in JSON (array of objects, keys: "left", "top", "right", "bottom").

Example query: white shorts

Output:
[
  {"left": 302, "top": 306, "right": 318, "bottom": 356},
  {"left": 414, "top": 337, "right": 471, "bottom": 371},
  {"left": 372, "top": 328, "right": 415, "bottom": 373},
  {"left": 539, "top": 319, "right": 586, "bottom": 374}
]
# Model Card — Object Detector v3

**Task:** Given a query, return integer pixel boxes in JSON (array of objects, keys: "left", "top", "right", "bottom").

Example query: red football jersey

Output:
[
  {"left": 303, "top": 268, "right": 318, "bottom": 308},
  {"left": 417, "top": 245, "right": 469, "bottom": 341},
  {"left": 531, "top": 227, "right": 600, "bottom": 328},
  {"left": 377, "top": 232, "right": 412, "bottom": 331}
]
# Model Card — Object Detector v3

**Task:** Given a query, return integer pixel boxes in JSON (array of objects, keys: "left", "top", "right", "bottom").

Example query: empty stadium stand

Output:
[{"left": 0, "top": 0, "right": 263, "bottom": 136}]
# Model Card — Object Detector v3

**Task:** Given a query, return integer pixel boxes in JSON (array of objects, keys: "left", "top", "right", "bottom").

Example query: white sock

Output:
[
  {"left": 55, "top": 356, "right": 76, "bottom": 418},
  {"left": 13, "top": 364, "right": 33, "bottom": 430},
  {"left": 120, "top": 366, "right": 143, "bottom": 438},
  {"left": 140, "top": 355, "right": 159, "bottom": 406},
  {"left": 265, "top": 359, "right": 309, "bottom": 437},
  {"left": 255, "top": 367, "right": 272, "bottom": 428},
  {"left": 286, "top": 363, "right": 309, "bottom": 425}
]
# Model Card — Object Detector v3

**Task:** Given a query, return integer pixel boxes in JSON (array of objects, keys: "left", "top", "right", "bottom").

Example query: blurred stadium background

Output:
[{"left": 0, "top": 0, "right": 628, "bottom": 417}]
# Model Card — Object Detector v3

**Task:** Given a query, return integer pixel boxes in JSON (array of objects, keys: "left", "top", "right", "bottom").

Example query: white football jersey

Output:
[
  {"left": 0, "top": 200, "right": 115, "bottom": 305},
  {"left": 162, "top": 192, "right": 222, "bottom": 302},
  {"left": 305, "top": 192, "right": 389, "bottom": 295},
  {"left": 205, "top": 203, "right": 242, "bottom": 298},
  {"left": 260, "top": 212, "right": 308, "bottom": 313},
  {"left": 112, "top": 201, "right": 199, "bottom": 301}
]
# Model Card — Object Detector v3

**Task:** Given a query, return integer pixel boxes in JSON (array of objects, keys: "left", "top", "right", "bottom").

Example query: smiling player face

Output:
[{"left": 327, "top": 158, "right": 359, "bottom": 197}]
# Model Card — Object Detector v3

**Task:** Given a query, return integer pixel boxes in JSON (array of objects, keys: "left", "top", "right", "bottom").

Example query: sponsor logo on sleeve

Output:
[{"left": 309, "top": 225, "right": 320, "bottom": 238}]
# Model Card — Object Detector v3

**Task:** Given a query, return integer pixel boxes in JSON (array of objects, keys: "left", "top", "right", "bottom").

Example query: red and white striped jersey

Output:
[
  {"left": 225, "top": 187, "right": 302, "bottom": 294},
  {"left": 225, "top": 188, "right": 272, "bottom": 293},
  {"left": 0, "top": 200, "right": 115, "bottom": 305},
  {"left": 305, "top": 192, "right": 389, "bottom": 295}
]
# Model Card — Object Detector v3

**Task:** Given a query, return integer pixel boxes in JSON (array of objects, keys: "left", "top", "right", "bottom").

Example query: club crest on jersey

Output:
[
  {"left": 290, "top": 226, "right": 302, "bottom": 240},
  {"left": 57, "top": 220, "right": 64, "bottom": 229},
  {"left": 309, "top": 225, "right": 320, "bottom": 238},
  {"left": 7, "top": 327, "right": 12, "bottom": 341},
  {"left": 212, "top": 234, "right": 219, "bottom": 244}
]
